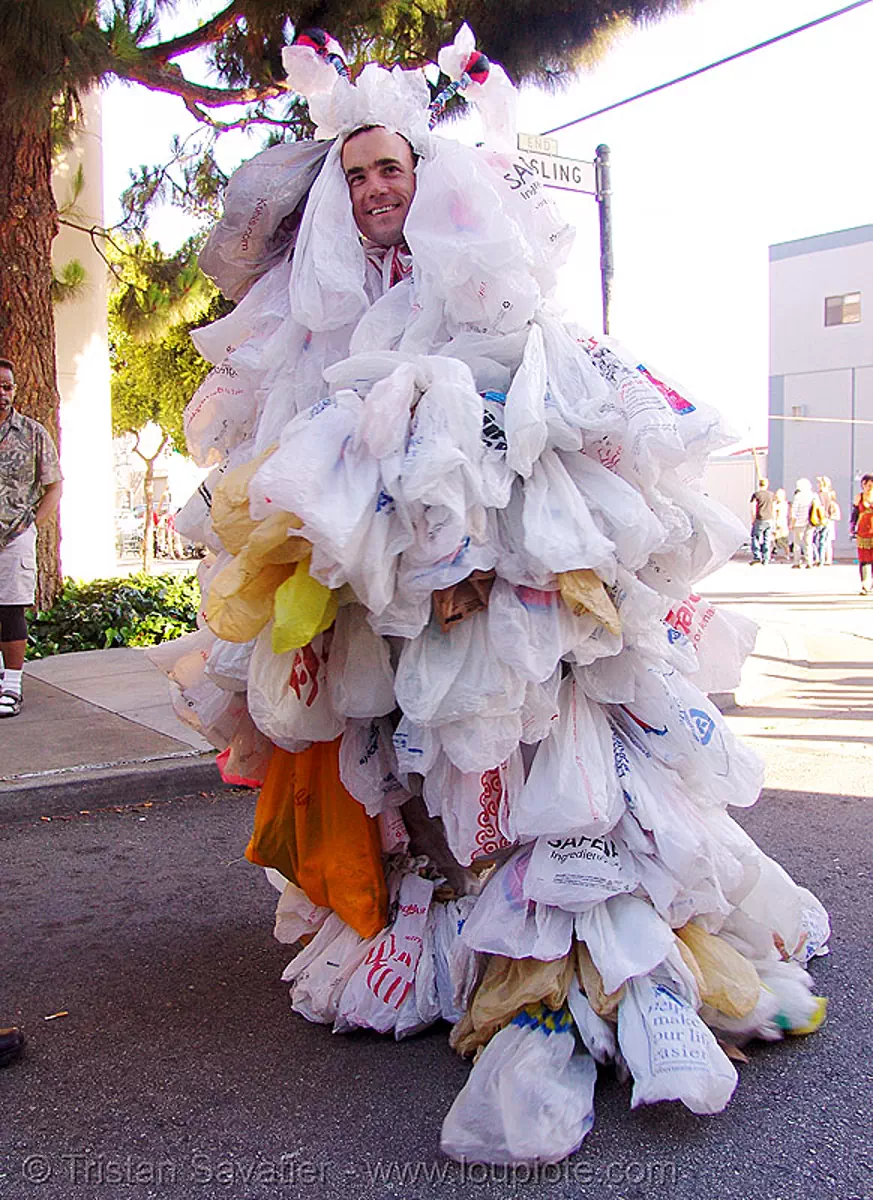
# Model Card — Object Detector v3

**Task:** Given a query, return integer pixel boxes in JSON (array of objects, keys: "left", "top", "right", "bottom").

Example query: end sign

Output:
[{"left": 516, "top": 133, "right": 597, "bottom": 195}]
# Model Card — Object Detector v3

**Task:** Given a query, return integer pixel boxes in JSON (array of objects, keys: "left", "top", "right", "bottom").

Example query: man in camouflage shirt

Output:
[{"left": 0, "top": 357, "right": 62, "bottom": 717}]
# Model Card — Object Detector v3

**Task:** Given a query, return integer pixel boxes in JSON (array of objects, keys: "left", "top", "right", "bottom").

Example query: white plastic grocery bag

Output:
[
  {"left": 327, "top": 603, "right": 395, "bottom": 718},
  {"left": 339, "top": 718, "right": 410, "bottom": 817},
  {"left": 522, "top": 449, "right": 615, "bottom": 577},
  {"left": 617, "top": 974, "right": 738, "bottom": 1114},
  {"left": 335, "top": 874, "right": 434, "bottom": 1034},
  {"left": 247, "top": 624, "right": 343, "bottom": 748},
  {"left": 422, "top": 752, "right": 520, "bottom": 866},
  {"left": 460, "top": 847, "right": 574, "bottom": 962},
  {"left": 510, "top": 675, "right": 624, "bottom": 841},
  {"left": 566, "top": 977, "right": 617, "bottom": 1064},
  {"left": 524, "top": 829, "right": 639, "bottom": 911},
  {"left": 282, "top": 914, "right": 373, "bottom": 1025},
  {"left": 441, "top": 1005, "right": 597, "bottom": 1165},
  {"left": 574, "top": 893, "right": 675, "bottom": 995}
]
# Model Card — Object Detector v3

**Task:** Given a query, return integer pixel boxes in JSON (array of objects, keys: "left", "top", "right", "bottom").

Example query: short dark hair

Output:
[
  {"left": 0, "top": 358, "right": 14, "bottom": 374},
  {"left": 862, "top": 473, "right": 873, "bottom": 485},
  {"left": 340, "top": 125, "right": 418, "bottom": 167}
]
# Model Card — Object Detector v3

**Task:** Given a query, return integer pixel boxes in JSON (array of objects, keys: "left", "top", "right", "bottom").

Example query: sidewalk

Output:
[
  {"left": 0, "top": 646, "right": 226, "bottom": 821},
  {"left": 2, "top": 559, "right": 869, "bottom": 821}
]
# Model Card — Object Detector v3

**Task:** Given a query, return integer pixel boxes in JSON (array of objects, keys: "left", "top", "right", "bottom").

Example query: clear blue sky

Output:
[{"left": 102, "top": 0, "right": 873, "bottom": 446}]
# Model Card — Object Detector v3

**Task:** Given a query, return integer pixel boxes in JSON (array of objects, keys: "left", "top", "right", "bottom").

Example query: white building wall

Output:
[
  {"left": 52, "top": 89, "right": 117, "bottom": 580},
  {"left": 769, "top": 226, "right": 873, "bottom": 555}
]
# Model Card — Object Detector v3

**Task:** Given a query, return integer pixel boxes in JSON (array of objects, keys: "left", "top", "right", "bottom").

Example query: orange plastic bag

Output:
[{"left": 246, "top": 741, "right": 388, "bottom": 939}]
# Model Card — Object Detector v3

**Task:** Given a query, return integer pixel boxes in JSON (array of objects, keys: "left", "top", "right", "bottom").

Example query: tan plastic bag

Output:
[
  {"left": 558, "top": 569, "right": 621, "bottom": 636},
  {"left": 676, "top": 922, "right": 760, "bottom": 1019},
  {"left": 573, "top": 940, "right": 624, "bottom": 1019},
  {"left": 206, "top": 559, "right": 295, "bottom": 643},
  {"left": 212, "top": 448, "right": 278, "bottom": 554},
  {"left": 460, "top": 953, "right": 574, "bottom": 1053}
]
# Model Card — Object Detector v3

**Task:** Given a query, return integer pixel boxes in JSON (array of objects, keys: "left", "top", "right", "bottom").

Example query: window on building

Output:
[{"left": 824, "top": 292, "right": 861, "bottom": 326}]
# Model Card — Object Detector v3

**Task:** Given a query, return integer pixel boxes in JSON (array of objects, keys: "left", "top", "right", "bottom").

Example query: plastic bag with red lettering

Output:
[
  {"left": 662, "top": 592, "right": 757, "bottom": 695},
  {"left": 334, "top": 873, "right": 435, "bottom": 1036},
  {"left": 509, "top": 675, "right": 624, "bottom": 842},
  {"left": 183, "top": 359, "right": 259, "bottom": 468},
  {"left": 422, "top": 751, "right": 521, "bottom": 866},
  {"left": 247, "top": 623, "right": 343, "bottom": 749}
]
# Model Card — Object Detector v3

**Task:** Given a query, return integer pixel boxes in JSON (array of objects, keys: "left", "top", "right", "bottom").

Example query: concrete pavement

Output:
[{"left": 0, "top": 647, "right": 224, "bottom": 820}]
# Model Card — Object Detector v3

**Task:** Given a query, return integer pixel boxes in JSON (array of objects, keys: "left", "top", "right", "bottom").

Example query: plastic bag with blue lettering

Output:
[
  {"left": 339, "top": 718, "right": 411, "bottom": 818},
  {"left": 248, "top": 391, "right": 380, "bottom": 562},
  {"left": 395, "top": 505, "right": 498, "bottom": 604},
  {"left": 392, "top": 714, "right": 440, "bottom": 780},
  {"left": 523, "top": 827, "right": 639, "bottom": 912},
  {"left": 460, "top": 846, "right": 574, "bottom": 962},
  {"left": 479, "top": 389, "right": 515, "bottom": 509},
  {"left": 615, "top": 659, "right": 764, "bottom": 809},
  {"left": 440, "top": 1004, "right": 597, "bottom": 1165},
  {"left": 432, "top": 897, "right": 479, "bottom": 1024},
  {"left": 509, "top": 675, "right": 624, "bottom": 842},
  {"left": 617, "top": 970, "right": 738, "bottom": 1114}
]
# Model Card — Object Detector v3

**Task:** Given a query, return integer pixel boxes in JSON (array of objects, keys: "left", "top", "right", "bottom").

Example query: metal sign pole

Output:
[{"left": 595, "top": 144, "right": 613, "bottom": 335}]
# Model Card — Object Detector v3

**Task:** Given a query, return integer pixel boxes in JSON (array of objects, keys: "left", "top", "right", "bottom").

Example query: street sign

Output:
[{"left": 516, "top": 133, "right": 597, "bottom": 195}]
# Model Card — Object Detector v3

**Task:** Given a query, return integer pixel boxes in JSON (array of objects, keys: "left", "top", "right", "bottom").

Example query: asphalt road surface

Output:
[{"left": 1, "top": 777, "right": 869, "bottom": 1200}]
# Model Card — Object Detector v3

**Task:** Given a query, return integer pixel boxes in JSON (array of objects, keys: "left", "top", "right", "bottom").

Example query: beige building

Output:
[{"left": 52, "top": 89, "right": 117, "bottom": 580}]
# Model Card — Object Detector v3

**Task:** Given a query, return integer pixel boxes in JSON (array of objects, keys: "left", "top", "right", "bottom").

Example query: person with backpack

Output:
[
  {"left": 790, "top": 478, "right": 818, "bottom": 568},
  {"left": 813, "top": 475, "right": 840, "bottom": 566}
]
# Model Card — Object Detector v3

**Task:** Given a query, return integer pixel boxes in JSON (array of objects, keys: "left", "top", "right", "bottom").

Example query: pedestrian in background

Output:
[
  {"left": 790, "top": 477, "right": 818, "bottom": 569},
  {"left": 772, "top": 487, "right": 790, "bottom": 560},
  {"left": 813, "top": 475, "right": 839, "bottom": 566},
  {"left": 749, "top": 476, "right": 775, "bottom": 564},
  {"left": 0, "top": 357, "right": 62, "bottom": 717},
  {"left": 851, "top": 474, "right": 873, "bottom": 594}
]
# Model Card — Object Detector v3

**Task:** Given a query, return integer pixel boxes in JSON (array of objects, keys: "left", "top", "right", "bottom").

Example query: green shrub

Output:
[{"left": 26, "top": 573, "right": 200, "bottom": 659}]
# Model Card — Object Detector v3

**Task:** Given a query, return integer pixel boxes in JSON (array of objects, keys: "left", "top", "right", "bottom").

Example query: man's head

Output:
[
  {"left": 758, "top": 478, "right": 769, "bottom": 490},
  {"left": 0, "top": 359, "right": 15, "bottom": 418},
  {"left": 340, "top": 126, "right": 416, "bottom": 248}
]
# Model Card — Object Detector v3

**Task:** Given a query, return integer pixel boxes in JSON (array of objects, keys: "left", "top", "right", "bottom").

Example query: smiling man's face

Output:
[{"left": 341, "top": 126, "right": 416, "bottom": 248}]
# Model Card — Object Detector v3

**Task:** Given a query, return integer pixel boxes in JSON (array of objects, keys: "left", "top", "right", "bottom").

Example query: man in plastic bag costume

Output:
[{"left": 155, "top": 24, "right": 830, "bottom": 1166}]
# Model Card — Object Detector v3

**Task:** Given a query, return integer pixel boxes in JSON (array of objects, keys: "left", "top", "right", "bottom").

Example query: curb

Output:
[{"left": 0, "top": 754, "right": 236, "bottom": 823}]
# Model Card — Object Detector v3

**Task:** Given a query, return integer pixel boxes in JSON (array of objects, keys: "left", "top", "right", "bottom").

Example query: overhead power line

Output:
[{"left": 541, "top": 0, "right": 873, "bottom": 135}]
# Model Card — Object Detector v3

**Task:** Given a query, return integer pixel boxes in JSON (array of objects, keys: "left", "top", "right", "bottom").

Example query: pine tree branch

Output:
[
  {"left": 113, "top": 58, "right": 287, "bottom": 108},
  {"left": 139, "top": 0, "right": 246, "bottom": 63}
]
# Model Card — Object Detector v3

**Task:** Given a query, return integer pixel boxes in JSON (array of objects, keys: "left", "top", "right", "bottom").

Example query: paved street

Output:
[{"left": 0, "top": 562, "right": 870, "bottom": 1200}]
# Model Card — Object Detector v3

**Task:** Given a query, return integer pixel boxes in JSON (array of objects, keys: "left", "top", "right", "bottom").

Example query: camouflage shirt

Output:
[{"left": 0, "top": 409, "right": 63, "bottom": 550}]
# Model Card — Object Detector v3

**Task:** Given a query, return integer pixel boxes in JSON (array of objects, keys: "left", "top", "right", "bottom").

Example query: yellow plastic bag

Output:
[
  {"left": 558, "top": 569, "right": 621, "bottom": 636},
  {"left": 246, "top": 742, "right": 388, "bottom": 939},
  {"left": 676, "top": 922, "right": 760, "bottom": 1019},
  {"left": 272, "top": 558, "right": 338, "bottom": 654}
]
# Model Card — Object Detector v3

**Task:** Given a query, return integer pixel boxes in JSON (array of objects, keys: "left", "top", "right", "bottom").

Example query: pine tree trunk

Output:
[{"left": 0, "top": 92, "right": 62, "bottom": 607}]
